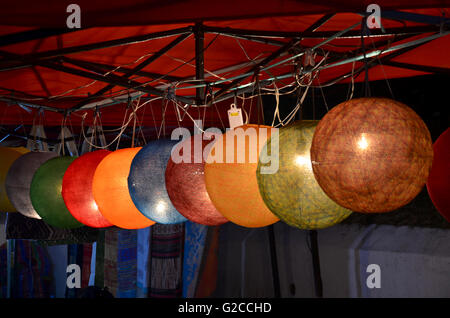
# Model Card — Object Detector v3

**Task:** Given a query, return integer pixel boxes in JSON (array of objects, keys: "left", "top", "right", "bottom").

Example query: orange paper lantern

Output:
[
  {"left": 204, "top": 124, "right": 279, "bottom": 228},
  {"left": 310, "top": 97, "right": 433, "bottom": 213},
  {"left": 92, "top": 148, "right": 155, "bottom": 229},
  {"left": 62, "top": 150, "right": 113, "bottom": 228}
]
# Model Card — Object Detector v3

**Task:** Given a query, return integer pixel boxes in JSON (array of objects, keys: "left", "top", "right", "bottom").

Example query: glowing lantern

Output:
[
  {"left": 204, "top": 124, "right": 279, "bottom": 228},
  {"left": 5, "top": 151, "right": 57, "bottom": 219},
  {"left": 62, "top": 150, "right": 113, "bottom": 228},
  {"left": 92, "top": 148, "right": 155, "bottom": 229},
  {"left": 426, "top": 128, "right": 450, "bottom": 222},
  {"left": 165, "top": 135, "right": 228, "bottom": 226},
  {"left": 256, "top": 121, "right": 352, "bottom": 229},
  {"left": 0, "top": 147, "right": 29, "bottom": 212},
  {"left": 310, "top": 97, "right": 433, "bottom": 213},
  {"left": 128, "top": 139, "right": 187, "bottom": 224},
  {"left": 30, "top": 156, "right": 83, "bottom": 228}
]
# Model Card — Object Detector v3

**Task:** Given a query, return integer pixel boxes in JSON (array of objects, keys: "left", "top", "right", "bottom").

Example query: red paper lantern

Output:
[
  {"left": 165, "top": 135, "right": 228, "bottom": 226},
  {"left": 426, "top": 128, "right": 450, "bottom": 222},
  {"left": 310, "top": 97, "right": 433, "bottom": 213},
  {"left": 62, "top": 150, "right": 113, "bottom": 228}
]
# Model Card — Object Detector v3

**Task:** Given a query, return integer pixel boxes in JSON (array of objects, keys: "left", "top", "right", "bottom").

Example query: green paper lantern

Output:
[
  {"left": 30, "top": 156, "right": 83, "bottom": 229},
  {"left": 256, "top": 120, "right": 352, "bottom": 229}
]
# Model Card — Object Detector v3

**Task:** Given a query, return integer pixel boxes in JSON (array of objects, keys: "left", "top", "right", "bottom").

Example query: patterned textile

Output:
[
  {"left": 6, "top": 212, "right": 98, "bottom": 244},
  {"left": 137, "top": 227, "right": 151, "bottom": 298},
  {"left": 182, "top": 221, "right": 208, "bottom": 298},
  {"left": 195, "top": 226, "right": 220, "bottom": 297},
  {"left": 150, "top": 223, "right": 184, "bottom": 298},
  {"left": 102, "top": 227, "right": 139, "bottom": 298},
  {"left": 0, "top": 243, "right": 6, "bottom": 298},
  {"left": 116, "top": 229, "right": 137, "bottom": 298},
  {"left": 82, "top": 244, "right": 93, "bottom": 288},
  {"left": 103, "top": 228, "right": 119, "bottom": 296},
  {"left": 12, "top": 240, "right": 54, "bottom": 298}
]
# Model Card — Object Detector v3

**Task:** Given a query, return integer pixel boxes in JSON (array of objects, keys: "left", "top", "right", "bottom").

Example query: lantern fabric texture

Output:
[
  {"left": 0, "top": 147, "right": 29, "bottom": 212},
  {"left": 257, "top": 121, "right": 352, "bottom": 229},
  {"left": 204, "top": 124, "right": 279, "bottom": 228},
  {"left": 310, "top": 97, "right": 433, "bottom": 213},
  {"left": 92, "top": 148, "right": 155, "bottom": 229},
  {"left": 5, "top": 151, "right": 57, "bottom": 219},
  {"left": 165, "top": 135, "right": 228, "bottom": 226},
  {"left": 30, "top": 156, "right": 83, "bottom": 228},
  {"left": 128, "top": 139, "right": 187, "bottom": 225},
  {"left": 62, "top": 150, "right": 113, "bottom": 228},
  {"left": 426, "top": 127, "right": 450, "bottom": 222}
]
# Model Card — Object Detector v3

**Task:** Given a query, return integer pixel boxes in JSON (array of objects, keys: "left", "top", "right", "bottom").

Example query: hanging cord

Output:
[
  {"left": 254, "top": 71, "right": 265, "bottom": 125},
  {"left": 369, "top": 36, "right": 395, "bottom": 99},
  {"left": 315, "top": 74, "right": 330, "bottom": 112},
  {"left": 130, "top": 96, "right": 140, "bottom": 148},
  {"left": 361, "top": 17, "right": 371, "bottom": 97},
  {"left": 60, "top": 110, "right": 68, "bottom": 156}
]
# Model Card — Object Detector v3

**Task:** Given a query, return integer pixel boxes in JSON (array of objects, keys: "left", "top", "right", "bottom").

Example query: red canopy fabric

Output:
[{"left": 0, "top": 2, "right": 449, "bottom": 126}]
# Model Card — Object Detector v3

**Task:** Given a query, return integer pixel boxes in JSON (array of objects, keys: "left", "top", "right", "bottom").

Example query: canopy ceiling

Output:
[{"left": 0, "top": 1, "right": 449, "bottom": 129}]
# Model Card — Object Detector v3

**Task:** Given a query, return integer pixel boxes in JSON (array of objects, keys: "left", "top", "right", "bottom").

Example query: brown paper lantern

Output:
[
  {"left": 310, "top": 97, "right": 433, "bottom": 213},
  {"left": 165, "top": 135, "right": 228, "bottom": 226},
  {"left": 204, "top": 124, "right": 279, "bottom": 227}
]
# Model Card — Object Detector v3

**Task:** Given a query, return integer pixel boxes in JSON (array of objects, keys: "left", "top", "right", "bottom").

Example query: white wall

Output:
[{"left": 214, "top": 222, "right": 450, "bottom": 298}]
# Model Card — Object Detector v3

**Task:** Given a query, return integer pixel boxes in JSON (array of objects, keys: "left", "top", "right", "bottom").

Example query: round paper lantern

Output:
[
  {"left": 0, "top": 147, "right": 29, "bottom": 212},
  {"left": 165, "top": 135, "right": 228, "bottom": 226},
  {"left": 5, "top": 151, "right": 57, "bottom": 219},
  {"left": 310, "top": 97, "right": 433, "bottom": 213},
  {"left": 62, "top": 150, "right": 113, "bottom": 228},
  {"left": 30, "top": 156, "right": 83, "bottom": 228},
  {"left": 257, "top": 121, "right": 352, "bottom": 229},
  {"left": 426, "top": 127, "right": 450, "bottom": 222},
  {"left": 128, "top": 139, "right": 187, "bottom": 225},
  {"left": 204, "top": 124, "right": 279, "bottom": 228},
  {"left": 92, "top": 148, "right": 155, "bottom": 229}
]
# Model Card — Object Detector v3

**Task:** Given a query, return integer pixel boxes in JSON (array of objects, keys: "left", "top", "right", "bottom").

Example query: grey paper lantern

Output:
[{"left": 5, "top": 151, "right": 57, "bottom": 219}]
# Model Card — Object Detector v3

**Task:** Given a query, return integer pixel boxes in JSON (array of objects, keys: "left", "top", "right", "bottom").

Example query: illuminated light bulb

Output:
[
  {"left": 156, "top": 201, "right": 167, "bottom": 214},
  {"left": 357, "top": 134, "right": 369, "bottom": 150},
  {"left": 295, "top": 155, "right": 311, "bottom": 168}
]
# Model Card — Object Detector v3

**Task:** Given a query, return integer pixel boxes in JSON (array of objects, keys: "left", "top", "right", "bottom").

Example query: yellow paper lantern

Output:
[
  {"left": 0, "top": 147, "right": 29, "bottom": 212},
  {"left": 204, "top": 124, "right": 279, "bottom": 228},
  {"left": 92, "top": 148, "right": 155, "bottom": 229}
]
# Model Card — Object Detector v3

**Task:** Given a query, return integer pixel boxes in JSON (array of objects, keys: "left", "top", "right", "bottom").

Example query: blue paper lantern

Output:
[{"left": 128, "top": 139, "right": 187, "bottom": 224}]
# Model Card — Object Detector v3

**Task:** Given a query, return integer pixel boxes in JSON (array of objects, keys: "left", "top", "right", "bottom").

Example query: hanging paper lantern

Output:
[
  {"left": 30, "top": 156, "right": 83, "bottom": 228},
  {"left": 310, "top": 97, "right": 433, "bottom": 213},
  {"left": 92, "top": 148, "right": 155, "bottom": 229},
  {"left": 0, "top": 147, "right": 29, "bottom": 212},
  {"left": 204, "top": 124, "right": 279, "bottom": 228},
  {"left": 128, "top": 139, "right": 187, "bottom": 224},
  {"left": 256, "top": 121, "right": 352, "bottom": 229},
  {"left": 426, "top": 127, "right": 450, "bottom": 222},
  {"left": 62, "top": 150, "right": 113, "bottom": 228},
  {"left": 165, "top": 135, "right": 228, "bottom": 226},
  {"left": 5, "top": 151, "right": 57, "bottom": 219}
]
